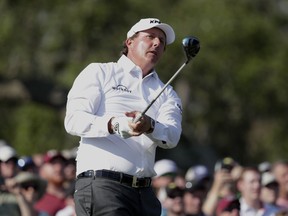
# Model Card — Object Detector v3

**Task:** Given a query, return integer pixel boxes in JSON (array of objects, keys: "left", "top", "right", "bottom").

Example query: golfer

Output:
[{"left": 64, "top": 18, "right": 182, "bottom": 216}]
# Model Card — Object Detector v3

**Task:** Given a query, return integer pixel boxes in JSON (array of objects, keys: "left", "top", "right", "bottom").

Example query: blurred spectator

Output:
[
  {"left": 0, "top": 141, "right": 19, "bottom": 215},
  {"left": 162, "top": 183, "right": 185, "bottom": 216},
  {"left": 174, "top": 170, "right": 186, "bottom": 189},
  {"left": 32, "top": 153, "right": 45, "bottom": 172},
  {"left": 272, "top": 160, "right": 288, "bottom": 209},
  {"left": 0, "top": 143, "right": 19, "bottom": 180},
  {"left": 34, "top": 151, "right": 67, "bottom": 216},
  {"left": 216, "top": 197, "right": 240, "bottom": 216},
  {"left": 216, "top": 158, "right": 240, "bottom": 199},
  {"left": 185, "top": 165, "right": 211, "bottom": 191},
  {"left": 55, "top": 182, "right": 76, "bottom": 216},
  {"left": 202, "top": 158, "right": 238, "bottom": 216},
  {"left": 183, "top": 181, "right": 207, "bottom": 216},
  {"left": 237, "top": 166, "right": 276, "bottom": 216},
  {"left": 61, "top": 148, "right": 76, "bottom": 191},
  {"left": 152, "top": 159, "right": 179, "bottom": 203},
  {"left": 5, "top": 171, "right": 48, "bottom": 216},
  {"left": 260, "top": 171, "right": 281, "bottom": 215}
]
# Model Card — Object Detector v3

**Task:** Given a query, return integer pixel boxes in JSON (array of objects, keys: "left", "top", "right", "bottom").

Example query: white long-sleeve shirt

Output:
[{"left": 64, "top": 55, "right": 182, "bottom": 177}]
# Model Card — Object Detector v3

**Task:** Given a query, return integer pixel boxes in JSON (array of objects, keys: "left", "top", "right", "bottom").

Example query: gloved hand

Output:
[{"left": 111, "top": 116, "right": 133, "bottom": 139}]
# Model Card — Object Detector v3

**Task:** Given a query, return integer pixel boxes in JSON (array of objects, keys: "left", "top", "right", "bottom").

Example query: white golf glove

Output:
[{"left": 111, "top": 116, "right": 133, "bottom": 139}]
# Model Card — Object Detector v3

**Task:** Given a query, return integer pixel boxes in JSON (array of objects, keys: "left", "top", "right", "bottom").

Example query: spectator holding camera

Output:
[
  {"left": 202, "top": 158, "right": 239, "bottom": 216},
  {"left": 3, "top": 171, "right": 48, "bottom": 216}
]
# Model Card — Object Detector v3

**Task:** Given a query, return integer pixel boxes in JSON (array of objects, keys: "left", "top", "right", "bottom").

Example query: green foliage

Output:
[
  {"left": 10, "top": 103, "right": 65, "bottom": 154},
  {"left": 0, "top": 0, "right": 288, "bottom": 167}
]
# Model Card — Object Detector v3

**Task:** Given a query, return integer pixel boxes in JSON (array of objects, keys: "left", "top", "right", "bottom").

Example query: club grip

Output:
[{"left": 133, "top": 113, "right": 143, "bottom": 123}]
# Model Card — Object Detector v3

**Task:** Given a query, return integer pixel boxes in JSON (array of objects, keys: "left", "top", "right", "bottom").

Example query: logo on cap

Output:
[{"left": 150, "top": 19, "right": 161, "bottom": 24}]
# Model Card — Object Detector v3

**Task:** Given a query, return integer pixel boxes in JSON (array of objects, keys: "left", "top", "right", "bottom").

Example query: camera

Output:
[{"left": 214, "top": 157, "right": 237, "bottom": 172}]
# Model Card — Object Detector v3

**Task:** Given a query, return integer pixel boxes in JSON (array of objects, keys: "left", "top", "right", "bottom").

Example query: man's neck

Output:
[{"left": 126, "top": 54, "right": 154, "bottom": 77}]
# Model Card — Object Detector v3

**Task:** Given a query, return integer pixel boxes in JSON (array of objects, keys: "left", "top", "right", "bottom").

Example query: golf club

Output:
[{"left": 133, "top": 36, "right": 200, "bottom": 123}]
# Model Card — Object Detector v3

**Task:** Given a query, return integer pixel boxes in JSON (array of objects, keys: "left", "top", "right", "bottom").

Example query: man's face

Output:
[
  {"left": 126, "top": 28, "right": 166, "bottom": 73},
  {"left": 42, "top": 158, "right": 66, "bottom": 185},
  {"left": 273, "top": 163, "right": 288, "bottom": 191},
  {"left": 238, "top": 170, "right": 261, "bottom": 201},
  {"left": 260, "top": 184, "right": 278, "bottom": 204},
  {"left": 183, "top": 190, "right": 206, "bottom": 214},
  {"left": 0, "top": 158, "right": 18, "bottom": 178}
]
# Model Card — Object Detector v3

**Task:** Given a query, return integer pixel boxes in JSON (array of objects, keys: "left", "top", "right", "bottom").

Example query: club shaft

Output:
[{"left": 133, "top": 61, "right": 188, "bottom": 123}]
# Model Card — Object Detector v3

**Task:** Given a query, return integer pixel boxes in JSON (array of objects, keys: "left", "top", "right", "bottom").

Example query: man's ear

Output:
[{"left": 126, "top": 38, "right": 133, "bottom": 46}]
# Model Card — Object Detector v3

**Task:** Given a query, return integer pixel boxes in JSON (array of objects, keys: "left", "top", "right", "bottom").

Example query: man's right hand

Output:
[{"left": 110, "top": 116, "right": 133, "bottom": 139}]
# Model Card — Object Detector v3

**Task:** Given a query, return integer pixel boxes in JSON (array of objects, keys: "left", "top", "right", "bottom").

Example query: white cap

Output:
[
  {"left": 127, "top": 18, "right": 175, "bottom": 45},
  {"left": 185, "top": 165, "right": 209, "bottom": 183},
  {"left": 0, "top": 145, "right": 17, "bottom": 162},
  {"left": 154, "top": 159, "right": 178, "bottom": 177},
  {"left": 261, "top": 172, "right": 277, "bottom": 187},
  {"left": 258, "top": 161, "right": 271, "bottom": 173}
]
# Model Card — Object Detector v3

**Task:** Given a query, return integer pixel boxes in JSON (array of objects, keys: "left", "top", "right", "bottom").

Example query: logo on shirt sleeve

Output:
[{"left": 176, "top": 103, "right": 182, "bottom": 114}]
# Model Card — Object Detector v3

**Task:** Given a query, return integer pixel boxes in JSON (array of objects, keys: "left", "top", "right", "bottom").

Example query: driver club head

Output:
[{"left": 182, "top": 36, "right": 200, "bottom": 61}]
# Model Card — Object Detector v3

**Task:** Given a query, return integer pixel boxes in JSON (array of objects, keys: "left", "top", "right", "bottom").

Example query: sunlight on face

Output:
[{"left": 127, "top": 28, "right": 166, "bottom": 74}]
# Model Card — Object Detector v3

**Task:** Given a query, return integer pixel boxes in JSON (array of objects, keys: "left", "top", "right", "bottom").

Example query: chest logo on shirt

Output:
[{"left": 112, "top": 85, "right": 132, "bottom": 93}]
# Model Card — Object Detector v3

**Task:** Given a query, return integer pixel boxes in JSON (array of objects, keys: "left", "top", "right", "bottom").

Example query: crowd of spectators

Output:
[
  {"left": 0, "top": 140, "right": 76, "bottom": 216},
  {"left": 1, "top": 139, "right": 288, "bottom": 216},
  {"left": 153, "top": 158, "right": 288, "bottom": 216}
]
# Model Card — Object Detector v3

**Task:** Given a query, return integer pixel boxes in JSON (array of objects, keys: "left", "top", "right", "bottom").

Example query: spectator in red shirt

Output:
[{"left": 34, "top": 151, "right": 67, "bottom": 215}]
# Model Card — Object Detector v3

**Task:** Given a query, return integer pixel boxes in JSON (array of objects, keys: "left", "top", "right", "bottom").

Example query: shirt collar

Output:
[
  {"left": 240, "top": 197, "right": 264, "bottom": 215},
  {"left": 118, "top": 55, "right": 137, "bottom": 73},
  {"left": 118, "top": 55, "right": 157, "bottom": 78},
  {"left": 240, "top": 198, "right": 251, "bottom": 212}
]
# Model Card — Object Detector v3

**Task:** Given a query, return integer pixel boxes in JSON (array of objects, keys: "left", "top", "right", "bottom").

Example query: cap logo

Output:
[{"left": 150, "top": 19, "right": 161, "bottom": 24}]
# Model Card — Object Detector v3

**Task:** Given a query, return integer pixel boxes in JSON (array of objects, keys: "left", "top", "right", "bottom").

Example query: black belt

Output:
[{"left": 77, "top": 169, "right": 152, "bottom": 188}]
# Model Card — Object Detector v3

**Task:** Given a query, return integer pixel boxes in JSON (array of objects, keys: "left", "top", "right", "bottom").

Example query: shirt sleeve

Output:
[
  {"left": 64, "top": 63, "right": 112, "bottom": 138},
  {"left": 148, "top": 87, "right": 183, "bottom": 149}
]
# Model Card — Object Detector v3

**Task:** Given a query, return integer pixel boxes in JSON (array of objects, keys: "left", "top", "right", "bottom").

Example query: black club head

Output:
[{"left": 182, "top": 36, "right": 200, "bottom": 61}]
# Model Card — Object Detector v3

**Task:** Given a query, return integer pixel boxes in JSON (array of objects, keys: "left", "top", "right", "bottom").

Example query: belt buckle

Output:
[{"left": 132, "top": 176, "right": 139, "bottom": 188}]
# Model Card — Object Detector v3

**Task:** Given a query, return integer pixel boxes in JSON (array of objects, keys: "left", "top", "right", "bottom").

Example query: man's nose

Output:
[{"left": 153, "top": 37, "right": 161, "bottom": 47}]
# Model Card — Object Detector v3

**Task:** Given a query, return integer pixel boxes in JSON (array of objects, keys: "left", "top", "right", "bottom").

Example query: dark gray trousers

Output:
[{"left": 74, "top": 176, "right": 161, "bottom": 216}]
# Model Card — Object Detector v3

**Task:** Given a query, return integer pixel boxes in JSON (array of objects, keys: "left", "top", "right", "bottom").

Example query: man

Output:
[
  {"left": 162, "top": 183, "right": 185, "bottom": 216},
  {"left": 5, "top": 171, "right": 48, "bottom": 216},
  {"left": 202, "top": 161, "right": 237, "bottom": 216},
  {"left": 183, "top": 182, "right": 207, "bottom": 216},
  {"left": 34, "top": 151, "right": 67, "bottom": 215},
  {"left": 152, "top": 159, "right": 179, "bottom": 201},
  {"left": 152, "top": 159, "right": 179, "bottom": 215},
  {"left": 272, "top": 160, "right": 288, "bottom": 209},
  {"left": 260, "top": 171, "right": 281, "bottom": 215},
  {"left": 64, "top": 18, "right": 182, "bottom": 216},
  {"left": 237, "top": 167, "right": 276, "bottom": 216},
  {"left": 0, "top": 142, "right": 19, "bottom": 181},
  {"left": 0, "top": 143, "right": 21, "bottom": 216}
]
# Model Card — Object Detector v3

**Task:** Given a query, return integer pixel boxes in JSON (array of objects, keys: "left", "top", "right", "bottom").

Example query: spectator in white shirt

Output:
[{"left": 237, "top": 167, "right": 276, "bottom": 216}]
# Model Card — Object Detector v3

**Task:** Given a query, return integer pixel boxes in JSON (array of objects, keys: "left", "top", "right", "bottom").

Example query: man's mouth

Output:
[{"left": 148, "top": 50, "right": 158, "bottom": 56}]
